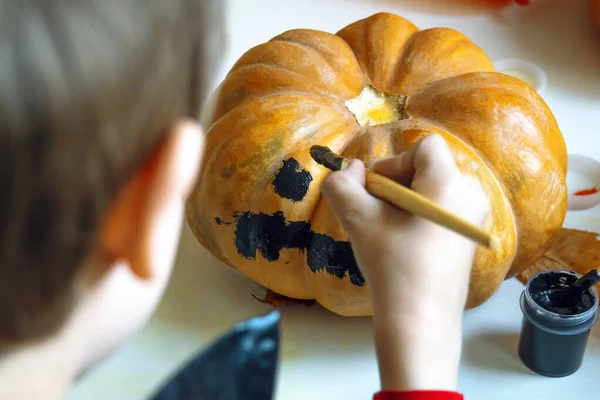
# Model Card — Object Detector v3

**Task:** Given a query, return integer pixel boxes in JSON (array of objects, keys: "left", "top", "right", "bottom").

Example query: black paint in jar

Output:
[{"left": 518, "top": 270, "right": 599, "bottom": 377}]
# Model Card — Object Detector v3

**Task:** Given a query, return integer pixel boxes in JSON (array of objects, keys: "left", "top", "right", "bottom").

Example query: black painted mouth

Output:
[
  {"left": 216, "top": 212, "right": 365, "bottom": 287},
  {"left": 214, "top": 155, "right": 364, "bottom": 286}
]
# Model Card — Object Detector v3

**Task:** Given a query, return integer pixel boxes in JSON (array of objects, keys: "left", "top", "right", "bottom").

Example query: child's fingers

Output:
[
  {"left": 412, "top": 134, "right": 459, "bottom": 184},
  {"left": 321, "top": 160, "right": 380, "bottom": 239},
  {"left": 371, "top": 152, "right": 415, "bottom": 186},
  {"left": 373, "top": 134, "right": 458, "bottom": 189},
  {"left": 366, "top": 157, "right": 392, "bottom": 170}
]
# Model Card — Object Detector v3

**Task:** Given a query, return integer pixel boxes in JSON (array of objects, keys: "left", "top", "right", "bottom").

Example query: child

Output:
[{"left": 0, "top": 1, "right": 488, "bottom": 399}]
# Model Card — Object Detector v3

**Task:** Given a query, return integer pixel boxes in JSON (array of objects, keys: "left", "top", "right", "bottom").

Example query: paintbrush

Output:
[
  {"left": 572, "top": 268, "right": 600, "bottom": 291},
  {"left": 558, "top": 268, "right": 600, "bottom": 304},
  {"left": 309, "top": 145, "right": 499, "bottom": 249}
]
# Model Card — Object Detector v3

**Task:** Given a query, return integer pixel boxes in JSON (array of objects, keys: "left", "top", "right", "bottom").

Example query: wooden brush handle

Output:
[{"left": 365, "top": 171, "right": 497, "bottom": 249}]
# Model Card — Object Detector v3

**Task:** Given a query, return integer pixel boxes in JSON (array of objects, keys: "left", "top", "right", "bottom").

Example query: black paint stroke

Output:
[
  {"left": 272, "top": 158, "right": 313, "bottom": 202},
  {"left": 232, "top": 211, "right": 365, "bottom": 287}
]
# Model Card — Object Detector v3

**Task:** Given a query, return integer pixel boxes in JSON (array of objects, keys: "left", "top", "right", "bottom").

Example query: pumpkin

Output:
[{"left": 186, "top": 12, "right": 568, "bottom": 316}]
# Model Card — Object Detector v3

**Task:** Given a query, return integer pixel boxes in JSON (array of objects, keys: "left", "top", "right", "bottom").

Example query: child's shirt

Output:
[{"left": 149, "top": 312, "right": 463, "bottom": 400}]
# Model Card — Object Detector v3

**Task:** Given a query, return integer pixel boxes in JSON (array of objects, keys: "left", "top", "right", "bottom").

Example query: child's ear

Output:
[{"left": 98, "top": 120, "right": 204, "bottom": 281}]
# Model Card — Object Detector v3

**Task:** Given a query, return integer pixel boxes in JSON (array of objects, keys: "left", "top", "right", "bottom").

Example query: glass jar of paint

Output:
[{"left": 519, "top": 270, "right": 599, "bottom": 377}]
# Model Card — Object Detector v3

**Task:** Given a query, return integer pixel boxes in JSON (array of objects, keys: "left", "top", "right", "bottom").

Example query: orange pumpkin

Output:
[{"left": 187, "top": 13, "right": 567, "bottom": 316}]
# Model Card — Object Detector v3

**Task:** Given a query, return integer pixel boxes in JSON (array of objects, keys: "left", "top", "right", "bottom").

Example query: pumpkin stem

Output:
[{"left": 344, "top": 85, "right": 409, "bottom": 127}]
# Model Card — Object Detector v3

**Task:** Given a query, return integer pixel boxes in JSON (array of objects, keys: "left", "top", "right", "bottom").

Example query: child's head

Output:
[{"left": 0, "top": 0, "right": 221, "bottom": 373}]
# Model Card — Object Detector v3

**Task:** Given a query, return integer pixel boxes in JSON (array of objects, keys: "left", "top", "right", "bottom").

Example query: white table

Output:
[{"left": 70, "top": 0, "right": 600, "bottom": 399}]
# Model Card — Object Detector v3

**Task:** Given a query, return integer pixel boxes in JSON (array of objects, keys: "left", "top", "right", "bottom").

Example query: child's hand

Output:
[{"left": 321, "top": 134, "right": 489, "bottom": 391}]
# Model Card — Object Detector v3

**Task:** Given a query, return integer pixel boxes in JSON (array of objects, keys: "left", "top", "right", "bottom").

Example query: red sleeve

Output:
[{"left": 374, "top": 391, "right": 464, "bottom": 400}]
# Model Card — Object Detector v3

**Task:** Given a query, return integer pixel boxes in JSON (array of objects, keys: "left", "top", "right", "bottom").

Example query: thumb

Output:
[{"left": 320, "top": 160, "right": 380, "bottom": 238}]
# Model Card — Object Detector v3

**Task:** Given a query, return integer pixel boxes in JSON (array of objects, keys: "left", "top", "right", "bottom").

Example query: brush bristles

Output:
[{"left": 310, "top": 145, "right": 345, "bottom": 171}]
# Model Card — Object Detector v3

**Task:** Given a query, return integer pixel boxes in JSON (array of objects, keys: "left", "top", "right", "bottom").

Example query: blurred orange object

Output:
[{"left": 590, "top": 0, "right": 600, "bottom": 30}]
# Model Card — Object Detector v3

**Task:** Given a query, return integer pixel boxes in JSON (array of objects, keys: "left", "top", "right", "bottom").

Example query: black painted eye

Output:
[{"left": 272, "top": 158, "right": 313, "bottom": 202}]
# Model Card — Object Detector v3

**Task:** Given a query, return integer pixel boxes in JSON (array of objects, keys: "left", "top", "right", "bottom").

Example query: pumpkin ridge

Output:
[
  {"left": 337, "top": 13, "right": 420, "bottom": 93},
  {"left": 219, "top": 64, "right": 344, "bottom": 116},
  {"left": 363, "top": 20, "right": 374, "bottom": 83},
  {"left": 273, "top": 29, "right": 366, "bottom": 96},
  {"left": 268, "top": 39, "right": 355, "bottom": 93},
  {"left": 390, "top": 30, "right": 420, "bottom": 92},
  {"left": 208, "top": 88, "right": 349, "bottom": 131},
  {"left": 228, "top": 63, "right": 344, "bottom": 97},
  {"left": 269, "top": 37, "right": 362, "bottom": 91},
  {"left": 211, "top": 68, "right": 331, "bottom": 122},
  {"left": 230, "top": 63, "right": 309, "bottom": 83},
  {"left": 229, "top": 40, "right": 360, "bottom": 100},
  {"left": 334, "top": 19, "right": 371, "bottom": 79},
  {"left": 388, "top": 28, "right": 494, "bottom": 95}
]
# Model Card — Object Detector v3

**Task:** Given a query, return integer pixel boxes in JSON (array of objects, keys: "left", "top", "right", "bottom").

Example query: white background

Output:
[{"left": 71, "top": 0, "right": 600, "bottom": 399}]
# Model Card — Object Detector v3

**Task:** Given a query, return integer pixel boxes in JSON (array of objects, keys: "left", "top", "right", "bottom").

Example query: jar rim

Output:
[{"left": 523, "top": 270, "right": 599, "bottom": 325}]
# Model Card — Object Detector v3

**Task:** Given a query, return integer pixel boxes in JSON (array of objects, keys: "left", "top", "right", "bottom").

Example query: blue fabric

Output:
[{"left": 149, "top": 311, "right": 280, "bottom": 400}]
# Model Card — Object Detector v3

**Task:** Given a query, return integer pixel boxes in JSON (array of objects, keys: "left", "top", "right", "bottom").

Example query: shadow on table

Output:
[
  {"left": 463, "top": 331, "right": 535, "bottom": 375},
  {"left": 153, "top": 227, "right": 374, "bottom": 365}
]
